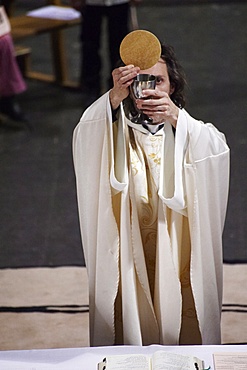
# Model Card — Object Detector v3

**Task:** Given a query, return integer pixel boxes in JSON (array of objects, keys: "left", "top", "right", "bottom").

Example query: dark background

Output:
[{"left": 0, "top": 0, "right": 246, "bottom": 268}]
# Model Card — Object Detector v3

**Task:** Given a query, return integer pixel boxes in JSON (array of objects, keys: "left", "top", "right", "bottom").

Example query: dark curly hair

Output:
[{"left": 160, "top": 43, "right": 187, "bottom": 108}]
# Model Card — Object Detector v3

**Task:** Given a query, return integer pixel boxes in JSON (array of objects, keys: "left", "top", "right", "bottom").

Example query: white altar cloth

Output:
[{"left": 0, "top": 344, "right": 246, "bottom": 369}]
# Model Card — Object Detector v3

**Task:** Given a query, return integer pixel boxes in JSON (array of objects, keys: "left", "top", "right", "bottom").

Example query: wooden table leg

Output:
[
  {"left": 50, "top": 29, "right": 67, "bottom": 84},
  {"left": 50, "top": 29, "right": 78, "bottom": 88}
]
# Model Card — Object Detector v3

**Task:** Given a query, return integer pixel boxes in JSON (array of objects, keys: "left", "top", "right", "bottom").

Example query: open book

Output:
[
  {"left": 213, "top": 352, "right": 247, "bottom": 369},
  {"left": 98, "top": 351, "right": 205, "bottom": 370}
]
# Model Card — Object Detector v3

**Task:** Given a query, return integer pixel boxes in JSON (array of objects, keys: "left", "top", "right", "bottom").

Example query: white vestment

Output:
[{"left": 73, "top": 91, "right": 230, "bottom": 347}]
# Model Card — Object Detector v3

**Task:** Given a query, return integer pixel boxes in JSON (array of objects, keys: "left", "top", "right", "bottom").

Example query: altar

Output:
[{"left": 0, "top": 344, "right": 246, "bottom": 369}]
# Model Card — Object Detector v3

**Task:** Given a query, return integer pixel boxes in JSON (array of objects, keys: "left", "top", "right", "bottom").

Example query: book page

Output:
[
  {"left": 152, "top": 351, "right": 204, "bottom": 370},
  {"left": 213, "top": 352, "right": 247, "bottom": 369},
  {"left": 101, "top": 354, "right": 150, "bottom": 370}
]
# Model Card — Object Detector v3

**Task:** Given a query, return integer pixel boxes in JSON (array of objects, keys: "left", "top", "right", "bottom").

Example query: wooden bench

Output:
[
  {"left": 14, "top": 45, "right": 31, "bottom": 76},
  {"left": 10, "top": 0, "right": 81, "bottom": 88}
]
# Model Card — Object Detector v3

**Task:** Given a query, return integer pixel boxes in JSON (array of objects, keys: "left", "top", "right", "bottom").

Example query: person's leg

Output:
[
  {"left": 80, "top": 5, "right": 103, "bottom": 96},
  {"left": 0, "top": 34, "right": 26, "bottom": 97},
  {"left": 106, "top": 3, "right": 129, "bottom": 88},
  {"left": 0, "top": 33, "right": 27, "bottom": 121}
]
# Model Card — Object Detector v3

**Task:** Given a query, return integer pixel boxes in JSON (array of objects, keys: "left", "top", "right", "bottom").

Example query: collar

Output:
[{"left": 126, "top": 119, "right": 164, "bottom": 136}]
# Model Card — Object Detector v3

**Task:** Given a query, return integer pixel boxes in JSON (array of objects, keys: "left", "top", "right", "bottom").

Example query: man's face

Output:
[{"left": 140, "top": 58, "right": 173, "bottom": 96}]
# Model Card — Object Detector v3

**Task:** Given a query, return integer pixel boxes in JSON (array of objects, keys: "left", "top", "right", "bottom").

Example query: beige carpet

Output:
[{"left": 0, "top": 264, "right": 246, "bottom": 350}]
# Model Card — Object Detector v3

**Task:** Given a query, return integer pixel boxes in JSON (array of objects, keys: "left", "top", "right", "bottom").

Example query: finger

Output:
[
  {"left": 112, "top": 65, "right": 136, "bottom": 79},
  {"left": 119, "top": 64, "right": 140, "bottom": 73},
  {"left": 116, "top": 66, "right": 140, "bottom": 83},
  {"left": 117, "top": 70, "right": 139, "bottom": 87},
  {"left": 144, "top": 103, "right": 179, "bottom": 116},
  {"left": 141, "top": 89, "right": 169, "bottom": 99},
  {"left": 136, "top": 98, "right": 167, "bottom": 110},
  {"left": 141, "top": 103, "right": 170, "bottom": 115}
]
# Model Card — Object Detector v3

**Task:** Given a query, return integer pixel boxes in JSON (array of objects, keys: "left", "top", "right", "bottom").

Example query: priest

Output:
[{"left": 73, "top": 40, "right": 230, "bottom": 347}]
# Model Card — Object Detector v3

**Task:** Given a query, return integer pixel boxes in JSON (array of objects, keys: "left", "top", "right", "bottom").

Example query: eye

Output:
[{"left": 156, "top": 76, "right": 164, "bottom": 84}]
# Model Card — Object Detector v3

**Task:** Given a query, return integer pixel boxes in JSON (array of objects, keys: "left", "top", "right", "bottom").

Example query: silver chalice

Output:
[{"left": 130, "top": 74, "right": 156, "bottom": 125}]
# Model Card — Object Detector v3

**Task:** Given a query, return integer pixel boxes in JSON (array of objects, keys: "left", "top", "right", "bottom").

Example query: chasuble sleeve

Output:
[
  {"left": 159, "top": 109, "right": 229, "bottom": 217},
  {"left": 73, "top": 92, "right": 121, "bottom": 346},
  {"left": 178, "top": 110, "right": 230, "bottom": 344}
]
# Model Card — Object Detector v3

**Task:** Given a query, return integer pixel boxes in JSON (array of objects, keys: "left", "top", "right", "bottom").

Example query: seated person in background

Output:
[
  {"left": 73, "top": 40, "right": 230, "bottom": 346},
  {"left": 0, "top": 3, "right": 27, "bottom": 122}
]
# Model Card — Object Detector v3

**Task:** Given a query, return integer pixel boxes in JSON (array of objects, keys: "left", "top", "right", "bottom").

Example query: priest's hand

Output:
[
  {"left": 135, "top": 89, "right": 180, "bottom": 128},
  {"left": 110, "top": 65, "right": 140, "bottom": 110}
]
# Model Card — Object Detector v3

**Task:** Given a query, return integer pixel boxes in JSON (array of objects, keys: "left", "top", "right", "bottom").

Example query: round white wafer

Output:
[{"left": 120, "top": 30, "right": 161, "bottom": 70}]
